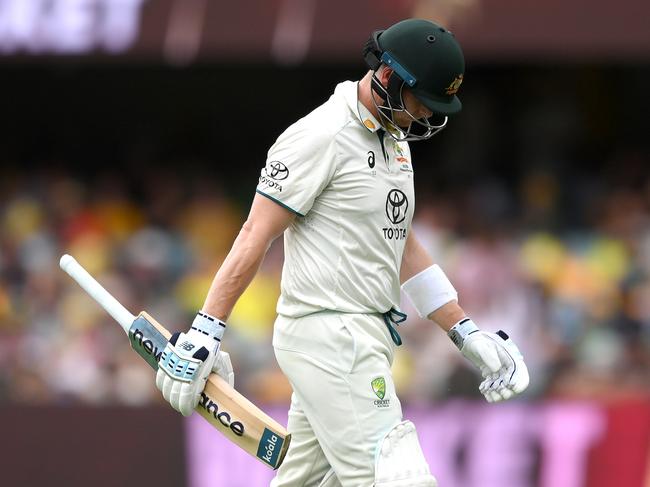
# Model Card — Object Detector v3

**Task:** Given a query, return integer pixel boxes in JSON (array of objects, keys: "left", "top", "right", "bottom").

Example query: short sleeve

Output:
[{"left": 256, "top": 121, "right": 338, "bottom": 216}]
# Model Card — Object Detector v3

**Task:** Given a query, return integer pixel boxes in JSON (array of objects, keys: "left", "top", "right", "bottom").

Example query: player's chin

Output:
[{"left": 394, "top": 119, "right": 411, "bottom": 129}]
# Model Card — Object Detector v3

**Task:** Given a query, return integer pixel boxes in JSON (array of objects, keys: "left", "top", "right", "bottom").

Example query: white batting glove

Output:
[
  {"left": 448, "top": 318, "right": 529, "bottom": 403},
  {"left": 213, "top": 349, "right": 235, "bottom": 388},
  {"left": 156, "top": 311, "right": 227, "bottom": 416}
]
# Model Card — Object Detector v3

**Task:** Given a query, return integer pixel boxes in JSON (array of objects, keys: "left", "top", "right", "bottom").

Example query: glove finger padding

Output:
[
  {"left": 177, "top": 382, "right": 200, "bottom": 417},
  {"left": 169, "top": 379, "right": 184, "bottom": 413},
  {"left": 495, "top": 332, "right": 530, "bottom": 394},
  {"left": 498, "top": 387, "right": 514, "bottom": 401},
  {"left": 479, "top": 374, "right": 500, "bottom": 395},
  {"left": 459, "top": 329, "right": 529, "bottom": 403},
  {"left": 486, "top": 389, "right": 502, "bottom": 403},
  {"left": 212, "top": 351, "right": 235, "bottom": 388},
  {"left": 156, "top": 363, "right": 166, "bottom": 391},
  {"left": 481, "top": 377, "right": 514, "bottom": 403}
]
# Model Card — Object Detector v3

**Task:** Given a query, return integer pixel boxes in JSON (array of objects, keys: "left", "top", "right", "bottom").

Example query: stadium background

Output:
[{"left": 1, "top": 0, "right": 649, "bottom": 486}]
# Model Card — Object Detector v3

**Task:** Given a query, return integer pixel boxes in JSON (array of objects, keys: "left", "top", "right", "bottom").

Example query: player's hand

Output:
[
  {"left": 156, "top": 311, "right": 226, "bottom": 416},
  {"left": 448, "top": 319, "right": 529, "bottom": 403}
]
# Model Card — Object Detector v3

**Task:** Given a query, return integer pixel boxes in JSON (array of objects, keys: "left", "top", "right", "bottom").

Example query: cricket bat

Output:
[{"left": 59, "top": 254, "right": 290, "bottom": 469}]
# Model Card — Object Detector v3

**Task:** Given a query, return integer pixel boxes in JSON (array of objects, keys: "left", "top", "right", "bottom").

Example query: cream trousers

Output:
[{"left": 271, "top": 311, "right": 403, "bottom": 487}]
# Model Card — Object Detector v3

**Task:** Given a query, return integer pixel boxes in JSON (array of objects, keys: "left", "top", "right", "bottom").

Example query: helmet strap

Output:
[
  {"left": 370, "top": 71, "right": 405, "bottom": 109},
  {"left": 370, "top": 75, "right": 387, "bottom": 103},
  {"left": 386, "top": 72, "right": 406, "bottom": 109}
]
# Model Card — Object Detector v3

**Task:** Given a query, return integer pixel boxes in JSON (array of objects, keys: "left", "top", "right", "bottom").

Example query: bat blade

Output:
[{"left": 60, "top": 254, "right": 291, "bottom": 469}]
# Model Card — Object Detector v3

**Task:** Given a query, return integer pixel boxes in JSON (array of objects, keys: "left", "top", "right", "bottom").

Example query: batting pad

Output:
[{"left": 374, "top": 421, "right": 438, "bottom": 487}]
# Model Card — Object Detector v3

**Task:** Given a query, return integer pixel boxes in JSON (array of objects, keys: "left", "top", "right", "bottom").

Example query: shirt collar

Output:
[{"left": 336, "top": 81, "right": 382, "bottom": 133}]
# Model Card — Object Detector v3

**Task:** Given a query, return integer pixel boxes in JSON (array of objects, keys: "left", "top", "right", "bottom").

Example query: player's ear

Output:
[{"left": 379, "top": 66, "right": 394, "bottom": 85}]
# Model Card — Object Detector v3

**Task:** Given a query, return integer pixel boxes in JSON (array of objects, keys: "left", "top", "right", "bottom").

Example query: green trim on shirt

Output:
[{"left": 256, "top": 189, "right": 305, "bottom": 217}]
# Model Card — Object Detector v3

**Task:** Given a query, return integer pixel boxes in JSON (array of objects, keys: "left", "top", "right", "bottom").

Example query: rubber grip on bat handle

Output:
[{"left": 59, "top": 254, "right": 136, "bottom": 334}]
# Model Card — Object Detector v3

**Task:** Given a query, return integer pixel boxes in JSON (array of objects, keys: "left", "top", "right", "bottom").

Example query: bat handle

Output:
[{"left": 59, "top": 254, "right": 136, "bottom": 334}]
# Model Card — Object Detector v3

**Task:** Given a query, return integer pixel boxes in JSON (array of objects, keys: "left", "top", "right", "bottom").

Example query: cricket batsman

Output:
[{"left": 155, "top": 18, "right": 530, "bottom": 486}]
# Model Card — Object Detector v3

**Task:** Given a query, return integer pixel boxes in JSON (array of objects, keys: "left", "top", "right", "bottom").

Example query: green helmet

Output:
[{"left": 364, "top": 18, "right": 465, "bottom": 115}]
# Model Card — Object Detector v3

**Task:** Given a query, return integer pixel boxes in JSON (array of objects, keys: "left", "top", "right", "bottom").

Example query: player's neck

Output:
[{"left": 358, "top": 71, "right": 382, "bottom": 120}]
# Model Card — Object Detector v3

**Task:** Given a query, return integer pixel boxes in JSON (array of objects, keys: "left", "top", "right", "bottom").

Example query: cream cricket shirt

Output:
[{"left": 256, "top": 81, "right": 415, "bottom": 317}]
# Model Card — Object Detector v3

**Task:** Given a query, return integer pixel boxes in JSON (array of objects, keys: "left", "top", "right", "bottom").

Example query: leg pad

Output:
[{"left": 374, "top": 421, "right": 438, "bottom": 487}]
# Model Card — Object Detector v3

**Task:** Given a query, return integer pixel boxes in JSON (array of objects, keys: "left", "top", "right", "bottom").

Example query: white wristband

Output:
[{"left": 401, "top": 264, "right": 458, "bottom": 319}]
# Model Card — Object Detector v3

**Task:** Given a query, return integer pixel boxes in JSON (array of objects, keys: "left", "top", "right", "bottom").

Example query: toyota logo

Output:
[
  {"left": 265, "top": 161, "right": 289, "bottom": 180},
  {"left": 385, "top": 189, "right": 408, "bottom": 224}
]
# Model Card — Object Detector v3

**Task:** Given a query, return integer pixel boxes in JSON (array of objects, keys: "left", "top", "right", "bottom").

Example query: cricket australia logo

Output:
[
  {"left": 445, "top": 74, "right": 464, "bottom": 95},
  {"left": 371, "top": 377, "right": 390, "bottom": 408},
  {"left": 385, "top": 189, "right": 408, "bottom": 224}
]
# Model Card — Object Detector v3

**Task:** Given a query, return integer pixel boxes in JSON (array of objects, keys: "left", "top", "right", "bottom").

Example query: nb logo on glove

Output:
[{"left": 156, "top": 312, "right": 231, "bottom": 417}]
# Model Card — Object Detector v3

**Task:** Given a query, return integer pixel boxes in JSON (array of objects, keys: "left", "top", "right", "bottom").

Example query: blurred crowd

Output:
[{"left": 1, "top": 154, "right": 649, "bottom": 407}]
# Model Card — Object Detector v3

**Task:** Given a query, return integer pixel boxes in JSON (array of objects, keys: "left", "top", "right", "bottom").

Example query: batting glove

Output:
[
  {"left": 213, "top": 349, "right": 235, "bottom": 388},
  {"left": 449, "top": 318, "right": 529, "bottom": 403},
  {"left": 156, "top": 311, "right": 227, "bottom": 416}
]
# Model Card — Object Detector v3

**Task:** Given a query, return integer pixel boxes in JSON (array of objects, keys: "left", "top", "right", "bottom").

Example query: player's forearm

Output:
[
  {"left": 202, "top": 220, "right": 272, "bottom": 321},
  {"left": 400, "top": 231, "right": 466, "bottom": 331},
  {"left": 201, "top": 193, "right": 295, "bottom": 321},
  {"left": 427, "top": 301, "right": 466, "bottom": 331}
]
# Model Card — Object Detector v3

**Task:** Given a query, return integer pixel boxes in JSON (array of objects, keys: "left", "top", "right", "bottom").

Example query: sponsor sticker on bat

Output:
[
  {"left": 256, "top": 428, "right": 285, "bottom": 467},
  {"left": 129, "top": 316, "right": 167, "bottom": 369}
]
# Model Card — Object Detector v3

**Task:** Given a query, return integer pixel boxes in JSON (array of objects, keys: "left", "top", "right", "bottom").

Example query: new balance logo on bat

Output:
[
  {"left": 199, "top": 393, "right": 245, "bottom": 437},
  {"left": 130, "top": 327, "right": 164, "bottom": 366}
]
